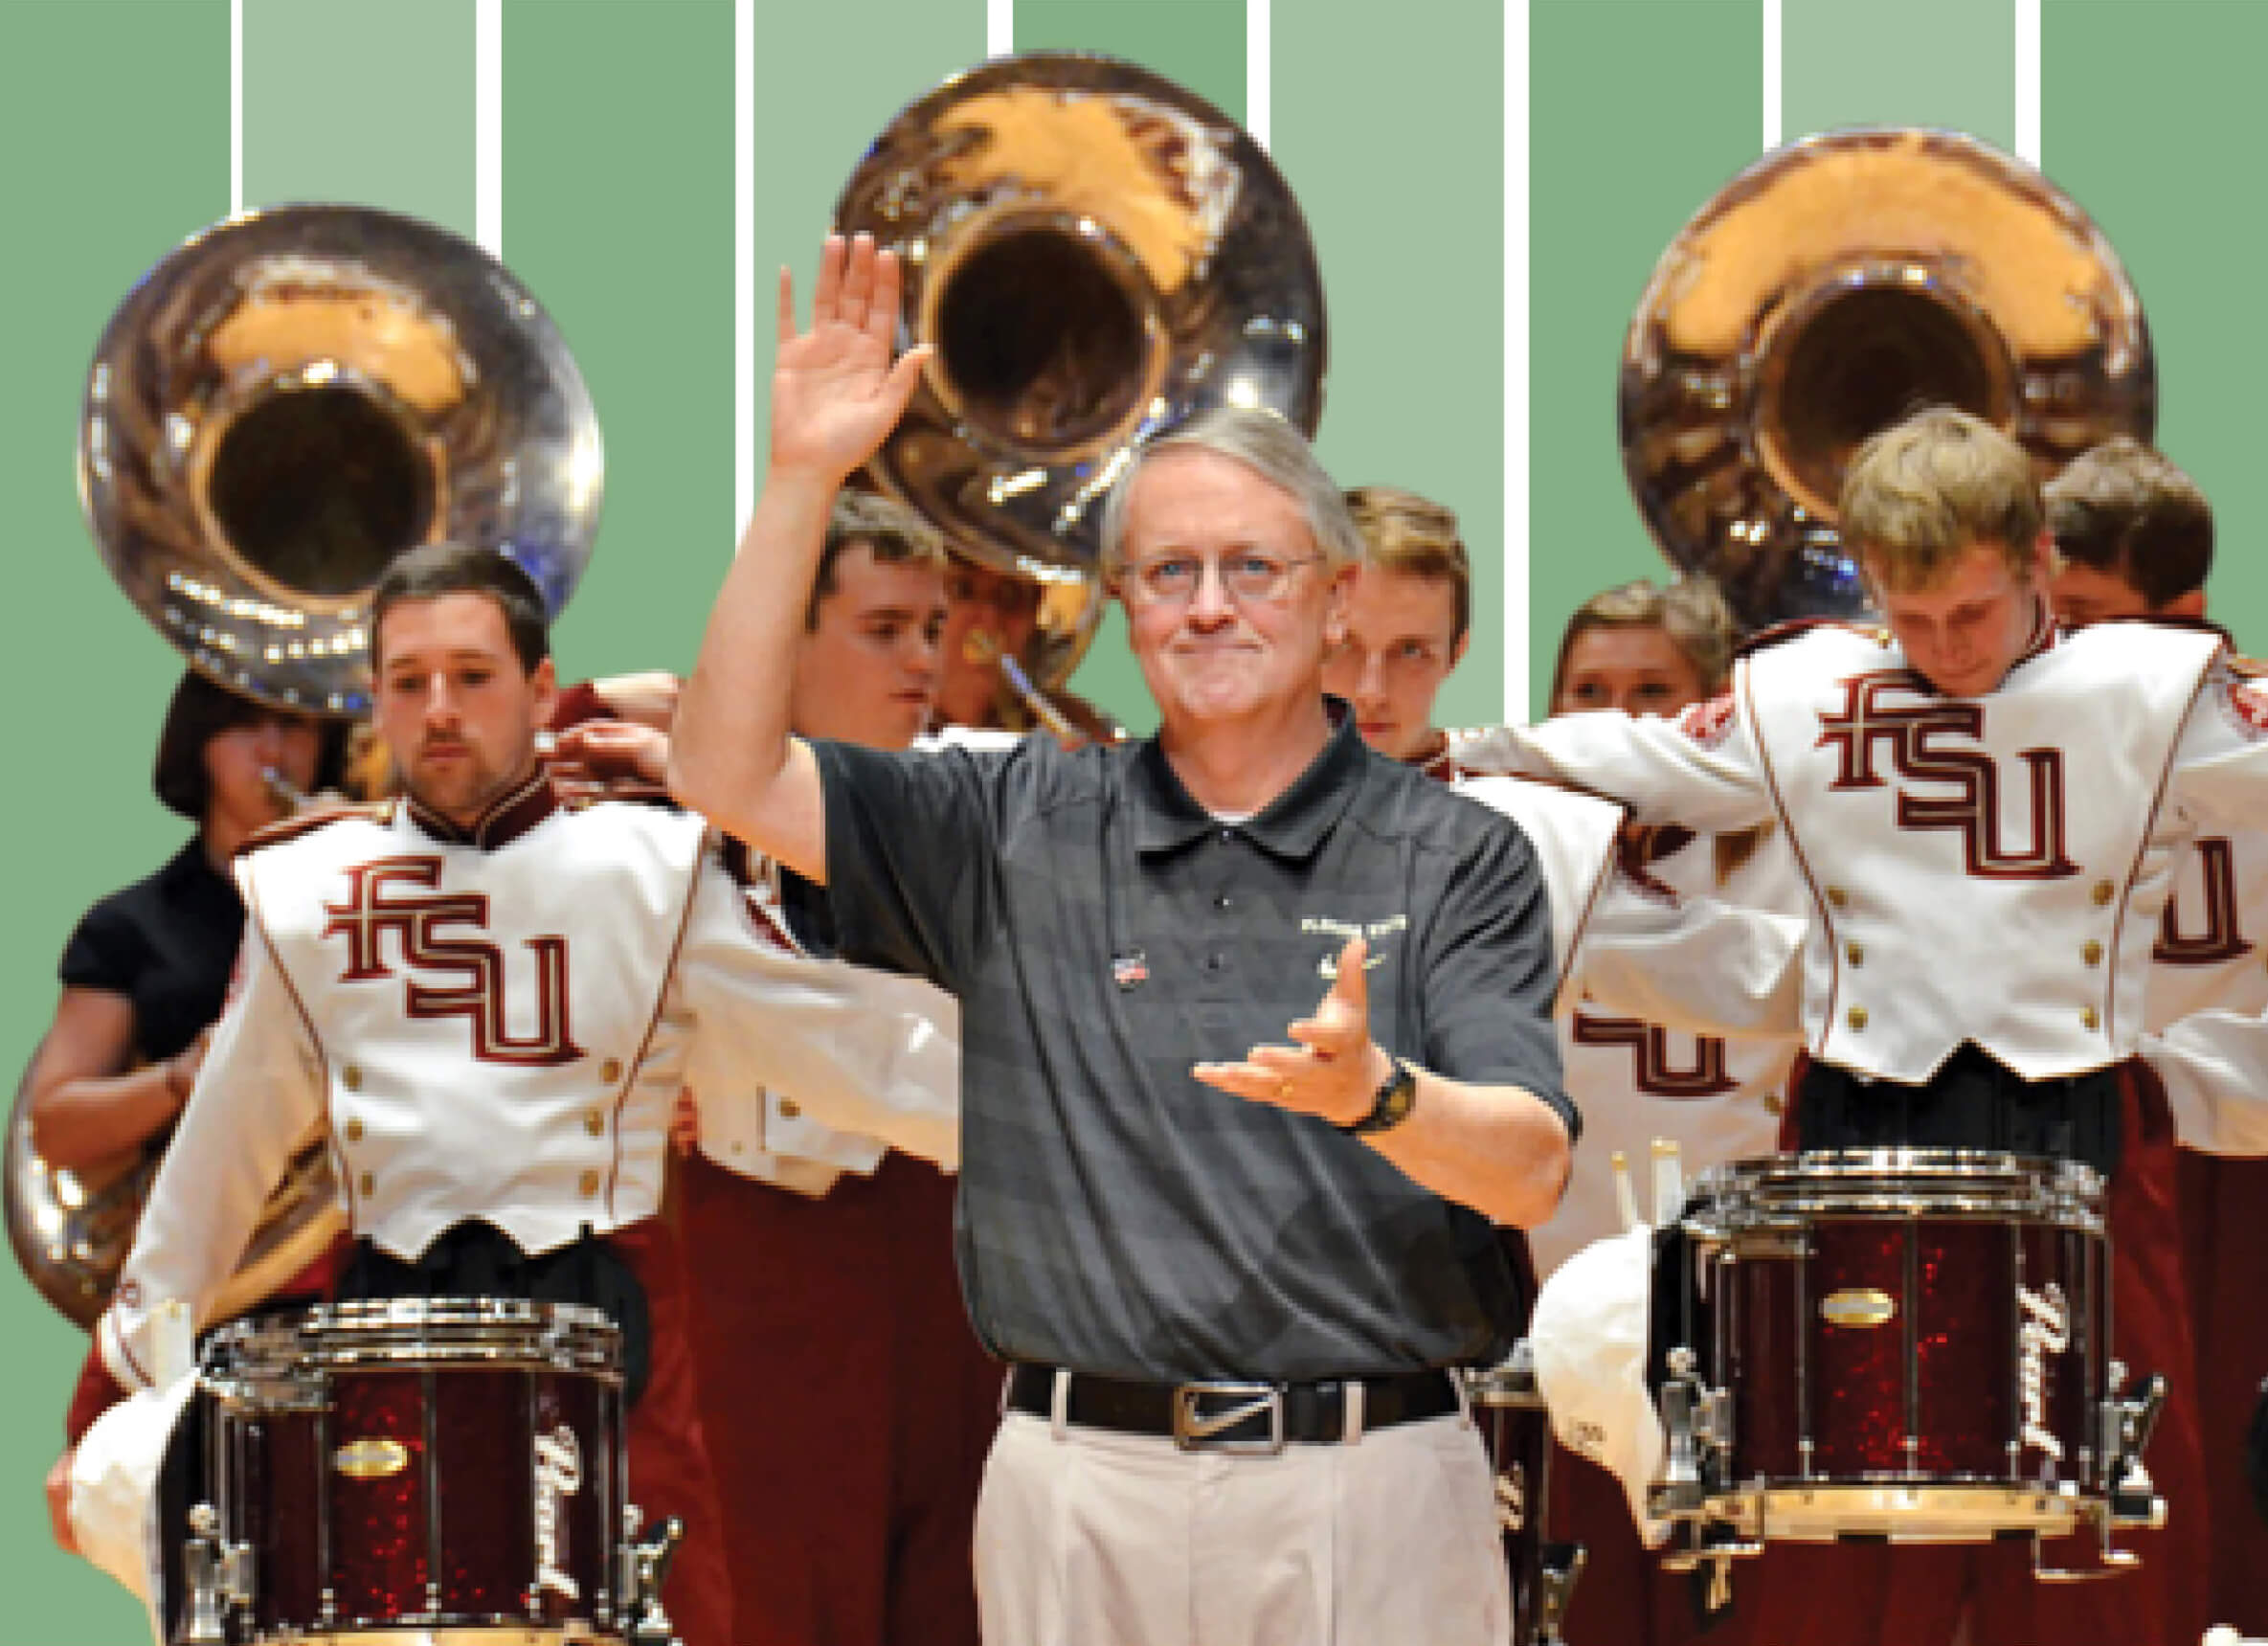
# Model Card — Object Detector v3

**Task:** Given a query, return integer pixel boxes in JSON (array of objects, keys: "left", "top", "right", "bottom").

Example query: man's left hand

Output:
[{"left": 1194, "top": 936, "right": 1394, "bottom": 1127}]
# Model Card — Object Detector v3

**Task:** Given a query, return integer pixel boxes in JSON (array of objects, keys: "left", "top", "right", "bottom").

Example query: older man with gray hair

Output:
[{"left": 673, "top": 234, "right": 1573, "bottom": 1646}]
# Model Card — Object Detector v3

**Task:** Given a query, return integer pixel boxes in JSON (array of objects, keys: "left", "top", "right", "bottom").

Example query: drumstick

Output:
[
  {"left": 1611, "top": 1150, "right": 1641, "bottom": 1231},
  {"left": 1651, "top": 1138, "right": 1686, "bottom": 1228}
]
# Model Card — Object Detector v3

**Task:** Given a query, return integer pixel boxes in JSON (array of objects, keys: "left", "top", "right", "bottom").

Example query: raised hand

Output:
[
  {"left": 1193, "top": 936, "right": 1394, "bottom": 1126},
  {"left": 771, "top": 232, "right": 932, "bottom": 484}
]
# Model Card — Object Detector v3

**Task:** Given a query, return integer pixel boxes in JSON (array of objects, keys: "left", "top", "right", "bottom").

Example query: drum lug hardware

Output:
[
  {"left": 620, "top": 1508, "right": 686, "bottom": 1646},
  {"left": 1534, "top": 1541, "right": 1587, "bottom": 1645},
  {"left": 2100, "top": 1368, "right": 2167, "bottom": 1530},
  {"left": 180, "top": 1501, "right": 255, "bottom": 1644},
  {"left": 1653, "top": 1347, "right": 1709, "bottom": 1517}
]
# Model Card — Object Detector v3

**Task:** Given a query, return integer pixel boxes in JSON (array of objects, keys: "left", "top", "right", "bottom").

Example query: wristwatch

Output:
[{"left": 1340, "top": 1057, "right": 1419, "bottom": 1137}]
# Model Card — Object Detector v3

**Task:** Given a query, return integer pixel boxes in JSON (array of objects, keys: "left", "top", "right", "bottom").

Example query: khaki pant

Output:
[{"left": 975, "top": 1397, "right": 1510, "bottom": 1646}]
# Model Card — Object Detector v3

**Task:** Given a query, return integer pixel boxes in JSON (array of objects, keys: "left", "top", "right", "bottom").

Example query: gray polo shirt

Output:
[{"left": 799, "top": 710, "right": 1573, "bottom": 1381}]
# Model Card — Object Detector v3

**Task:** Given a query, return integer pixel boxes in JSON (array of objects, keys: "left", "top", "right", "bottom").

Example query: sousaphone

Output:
[
  {"left": 838, "top": 51, "right": 1329, "bottom": 701},
  {"left": 7, "top": 204, "right": 604, "bottom": 1326},
  {"left": 1621, "top": 127, "right": 2155, "bottom": 630}
]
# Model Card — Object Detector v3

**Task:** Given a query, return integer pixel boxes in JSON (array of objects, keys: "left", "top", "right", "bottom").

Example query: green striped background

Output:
[{"left": 4, "top": 1, "right": 2257, "bottom": 1633}]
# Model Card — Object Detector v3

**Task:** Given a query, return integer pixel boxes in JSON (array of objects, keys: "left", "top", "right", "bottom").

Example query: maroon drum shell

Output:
[
  {"left": 1697, "top": 1156, "right": 2106, "bottom": 1492},
  {"left": 205, "top": 1299, "right": 624, "bottom": 1639}
]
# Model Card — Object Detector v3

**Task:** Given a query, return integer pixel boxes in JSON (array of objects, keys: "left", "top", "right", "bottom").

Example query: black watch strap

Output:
[{"left": 1341, "top": 1058, "right": 1419, "bottom": 1137}]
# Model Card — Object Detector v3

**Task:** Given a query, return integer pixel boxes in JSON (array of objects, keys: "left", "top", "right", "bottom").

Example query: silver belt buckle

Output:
[{"left": 1172, "top": 1380, "right": 1286, "bottom": 1455}]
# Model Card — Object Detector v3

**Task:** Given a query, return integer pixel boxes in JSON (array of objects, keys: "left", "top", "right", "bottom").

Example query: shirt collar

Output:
[
  {"left": 1131, "top": 701, "right": 1371, "bottom": 860},
  {"left": 404, "top": 765, "right": 559, "bottom": 850}
]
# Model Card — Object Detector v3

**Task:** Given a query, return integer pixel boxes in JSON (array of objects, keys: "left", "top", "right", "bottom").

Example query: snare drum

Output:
[
  {"left": 199, "top": 1296, "right": 629, "bottom": 1639},
  {"left": 1659, "top": 1149, "right": 2123, "bottom": 1543}
]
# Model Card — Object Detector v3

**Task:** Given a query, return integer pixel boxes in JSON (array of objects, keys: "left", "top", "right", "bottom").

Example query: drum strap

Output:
[
  {"left": 336, "top": 1220, "right": 653, "bottom": 1404},
  {"left": 1793, "top": 1044, "right": 2124, "bottom": 1179}
]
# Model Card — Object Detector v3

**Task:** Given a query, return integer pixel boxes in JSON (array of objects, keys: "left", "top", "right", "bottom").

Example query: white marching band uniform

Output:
[
  {"left": 2142, "top": 821, "right": 2268, "bottom": 1153},
  {"left": 1538, "top": 826, "right": 1805, "bottom": 1278},
  {"left": 693, "top": 728, "right": 1010, "bottom": 1197},
  {"left": 1453, "top": 620, "right": 2268, "bottom": 1541},
  {"left": 77, "top": 778, "right": 959, "bottom": 1622},
  {"left": 1453, "top": 620, "right": 2268, "bottom": 1080}
]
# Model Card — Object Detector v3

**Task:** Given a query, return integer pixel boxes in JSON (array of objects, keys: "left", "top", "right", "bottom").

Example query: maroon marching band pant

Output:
[
  {"left": 1638, "top": 1057, "right": 2213, "bottom": 1646},
  {"left": 64, "top": 1221, "right": 731, "bottom": 1646},
  {"left": 677, "top": 1147, "right": 999, "bottom": 1646},
  {"left": 2176, "top": 1146, "right": 2268, "bottom": 1636}
]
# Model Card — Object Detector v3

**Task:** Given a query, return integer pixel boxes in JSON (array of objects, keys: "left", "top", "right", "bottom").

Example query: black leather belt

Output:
[{"left": 1004, "top": 1364, "right": 1462, "bottom": 1454}]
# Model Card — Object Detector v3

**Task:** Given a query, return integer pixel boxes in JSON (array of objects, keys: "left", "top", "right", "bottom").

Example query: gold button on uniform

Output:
[
  {"left": 578, "top": 1170, "right": 600, "bottom": 1197},
  {"left": 2081, "top": 1006, "right": 2101, "bottom": 1031},
  {"left": 1846, "top": 942, "right": 1864, "bottom": 966},
  {"left": 2092, "top": 880, "right": 2115, "bottom": 907},
  {"left": 1764, "top": 1092, "right": 1785, "bottom": 1117},
  {"left": 345, "top": 1117, "right": 365, "bottom": 1143},
  {"left": 599, "top": 1058, "right": 622, "bottom": 1084},
  {"left": 2083, "top": 939, "right": 2104, "bottom": 966},
  {"left": 1847, "top": 1006, "right": 1868, "bottom": 1031},
  {"left": 777, "top": 1099, "right": 802, "bottom": 1119},
  {"left": 584, "top": 1109, "right": 605, "bottom": 1138},
  {"left": 1827, "top": 887, "right": 1850, "bottom": 910},
  {"left": 342, "top": 1066, "right": 363, "bottom": 1092},
  {"left": 358, "top": 1171, "right": 374, "bottom": 1197}
]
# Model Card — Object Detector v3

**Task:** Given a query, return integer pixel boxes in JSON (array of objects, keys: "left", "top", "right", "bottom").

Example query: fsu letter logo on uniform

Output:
[
  {"left": 2157, "top": 836, "right": 2254, "bottom": 965},
  {"left": 1814, "top": 671, "right": 2077, "bottom": 880},
  {"left": 323, "top": 856, "right": 584, "bottom": 1066},
  {"left": 1572, "top": 1015, "right": 1739, "bottom": 1098}
]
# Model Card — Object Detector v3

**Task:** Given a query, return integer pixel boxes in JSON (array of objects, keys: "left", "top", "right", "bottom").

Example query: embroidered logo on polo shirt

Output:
[
  {"left": 1112, "top": 949, "right": 1149, "bottom": 990},
  {"left": 1302, "top": 913, "right": 1404, "bottom": 978}
]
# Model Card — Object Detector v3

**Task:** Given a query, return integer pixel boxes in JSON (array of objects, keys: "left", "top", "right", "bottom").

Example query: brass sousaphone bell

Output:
[
  {"left": 1621, "top": 127, "right": 2155, "bottom": 630},
  {"left": 837, "top": 52, "right": 1329, "bottom": 695},
  {"left": 8, "top": 205, "right": 604, "bottom": 1325}
]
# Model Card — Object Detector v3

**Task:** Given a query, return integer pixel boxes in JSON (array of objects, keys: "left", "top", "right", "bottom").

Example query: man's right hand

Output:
[{"left": 770, "top": 232, "right": 932, "bottom": 485}]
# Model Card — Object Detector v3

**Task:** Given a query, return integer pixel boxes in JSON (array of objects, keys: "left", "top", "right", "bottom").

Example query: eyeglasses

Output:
[{"left": 1119, "top": 552, "right": 1326, "bottom": 608}]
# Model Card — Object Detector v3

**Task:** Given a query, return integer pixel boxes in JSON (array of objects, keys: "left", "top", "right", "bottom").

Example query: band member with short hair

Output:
[
  {"left": 1451, "top": 405, "right": 2241, "bottom": 1646},
  {"left": 673, "top": 234, "right": 1577, "bottom": 1646},
  {"left": 88, "top": 542, "right": 959, "bottom": 1646},
  {"left": 2043, "top": 436, "right": 2268, "bottom": 1638},
  {"left": 1332, "top": 526, "right": 1801, "bottom": 1645},
  {"left": 675, "top": 490, "right": 999, "bottom": 1646}
]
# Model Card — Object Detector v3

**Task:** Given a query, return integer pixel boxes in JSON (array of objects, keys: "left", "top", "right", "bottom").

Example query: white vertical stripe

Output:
[
  {"left": 987, "top": 0, "right": 1014, "bottom": 58},
  {"left": 1246, "top": 0, "right": 1270, "bottom": 149},
  {"left": 475, "top": 0, "right": 503, "bottom": 256},
  {"left": 230, "top": 0, "right": 244, "bottom": 214},
  {"left": 1503, "top": 0, "right": 1528, "bottom": 724},
  {"left": 2015, "top": 0, "right": 2041, "bottom": 165},
  {"left": 1761, "top": 0, "right": 1782, "bottom": 150},
  {"left": 735, "top": 0, "right": 756, "bottom": 539}
]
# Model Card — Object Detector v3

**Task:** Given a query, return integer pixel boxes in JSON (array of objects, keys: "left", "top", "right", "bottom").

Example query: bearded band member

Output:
[{"left": 84, "top": 543, "right": 961, "bottom": 1646}]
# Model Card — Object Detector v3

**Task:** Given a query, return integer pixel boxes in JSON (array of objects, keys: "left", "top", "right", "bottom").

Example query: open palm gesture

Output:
[{"left": 771, "top": 232, "right": 932, "bottom": 483}]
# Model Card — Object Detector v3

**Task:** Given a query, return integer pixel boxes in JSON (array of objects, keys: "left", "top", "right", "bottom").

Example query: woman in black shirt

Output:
[{"left": 27, "top": 669, "right": 347, "bottom": 1169}]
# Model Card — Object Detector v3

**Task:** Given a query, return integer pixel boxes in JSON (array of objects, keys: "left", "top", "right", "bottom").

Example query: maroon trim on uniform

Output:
[
  {"left": 606, "top": 850, "right": 707, "bottom": 1223},
  {"left": 2105, "top": 643, "right": 2220, "bottom": 1044},
  {"left": 405, "top": 766, "right": 558, "bottom": 851},
  {"left": 1739, "top": 660, "right": 1833, "bottom": 1061}
]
